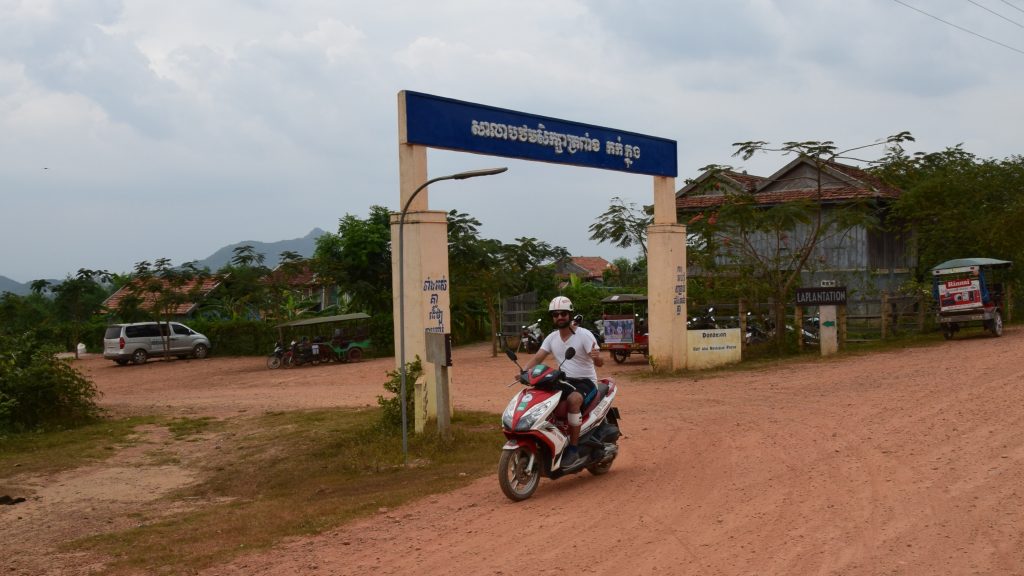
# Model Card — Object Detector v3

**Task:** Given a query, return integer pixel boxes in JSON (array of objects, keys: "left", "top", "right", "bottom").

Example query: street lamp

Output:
[{"left": 398, "top": 166, "right": 508, "bottom": 463}]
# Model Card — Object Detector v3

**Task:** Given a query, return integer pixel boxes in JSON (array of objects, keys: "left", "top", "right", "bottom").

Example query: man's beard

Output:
[{"left": 555, "top": 318, "right": 571, "bottom": 329}]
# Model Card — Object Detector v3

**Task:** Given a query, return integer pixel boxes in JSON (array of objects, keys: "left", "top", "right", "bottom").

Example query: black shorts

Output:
[{"left": 564, "top": 377, "right": 597, "bottom": 404}]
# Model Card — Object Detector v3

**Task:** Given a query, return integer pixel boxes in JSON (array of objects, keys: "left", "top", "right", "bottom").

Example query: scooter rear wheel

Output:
[
  {"left": 498, "top": 447, "right": 540, "bottom": 502},
  {"left": 587, "top": 458, "right": 614, "bottom": 476}
]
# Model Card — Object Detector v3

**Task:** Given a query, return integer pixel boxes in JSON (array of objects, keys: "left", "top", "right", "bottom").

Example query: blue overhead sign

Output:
[{"left": 401, "top": 91, "right": 677, "bottom": 177}]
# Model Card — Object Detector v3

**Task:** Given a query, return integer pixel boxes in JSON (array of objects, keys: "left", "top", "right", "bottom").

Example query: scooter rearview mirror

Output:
[
  {"left": 505, "top": 348, "right": 518, "bottom": 362},
  {"left": 564, "top": 347, "right": 576, "bottom": 360}
]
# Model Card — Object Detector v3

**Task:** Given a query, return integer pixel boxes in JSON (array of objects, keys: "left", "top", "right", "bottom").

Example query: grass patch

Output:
[
  {"left": 0, "top": 416, "right": 157, "bottom": 478},
  {"left": 634, "top": 329, "right": 956, "bottom": 381},
  {"left": 166, "top": 416, "right": 220, "bottom": 440},
  {"left": 71, "top": 408, "right": 505, "bottom": 575}
]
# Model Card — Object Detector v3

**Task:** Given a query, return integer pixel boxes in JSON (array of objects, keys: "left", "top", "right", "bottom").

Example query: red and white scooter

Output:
[{"left": 499, "top": 347, "right": 622, "bottom": 501}]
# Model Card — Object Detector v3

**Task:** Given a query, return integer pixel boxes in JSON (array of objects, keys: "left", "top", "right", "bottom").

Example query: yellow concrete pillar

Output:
[
  {"left": 390, "top": 210, "right": 451, "bottom": 433},
  {"left": 647, "top": 174, "right": 687, "bottom": 372}
]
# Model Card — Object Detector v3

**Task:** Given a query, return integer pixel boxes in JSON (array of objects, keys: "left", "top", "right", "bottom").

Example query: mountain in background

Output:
[
  {"left": 0, "top": 228, "right": 328, "bottom": 296},
  {"left": 193, "top": 228, "right": 327, "bottom": 272},
  {"left": 0, "top": 275, "right": 33, "bottom": 296}
]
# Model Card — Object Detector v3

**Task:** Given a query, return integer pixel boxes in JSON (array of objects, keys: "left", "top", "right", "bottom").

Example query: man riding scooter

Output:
[{"left": 522, "top": 296, "right": 603, "bottom": 470}]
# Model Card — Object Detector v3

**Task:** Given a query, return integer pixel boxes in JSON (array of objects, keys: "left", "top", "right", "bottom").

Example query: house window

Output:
[{"left": 868, "top": 229, "right": 909, "bottom": 270}]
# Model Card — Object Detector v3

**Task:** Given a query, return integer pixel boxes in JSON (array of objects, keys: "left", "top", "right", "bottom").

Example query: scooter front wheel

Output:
[
  {"left": 266, "top": 355, "right": 282, "bottom": 369},
  {"left": 498, "top": 447, "right": 540, "bottom": 502}
]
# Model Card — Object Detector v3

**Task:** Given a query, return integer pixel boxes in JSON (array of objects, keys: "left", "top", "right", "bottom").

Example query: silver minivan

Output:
[{"left": 103, "top": 321, "right": 211, "bottom": 365}]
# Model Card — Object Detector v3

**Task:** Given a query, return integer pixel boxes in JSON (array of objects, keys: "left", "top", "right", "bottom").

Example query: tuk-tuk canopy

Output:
[
  {"left": 601, "top": 294, "right": 648, "bottom": 304},
  {"left": 930, "top": 258, "right": 1012, "bottom": 275},
  {"left": 274, "top": 312, "right": 371, "bottom": 329}
]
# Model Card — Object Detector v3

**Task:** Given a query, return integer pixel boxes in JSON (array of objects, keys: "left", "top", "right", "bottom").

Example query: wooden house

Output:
[{"left": 676, "top": 159, "right": 914, "bottom": 296}]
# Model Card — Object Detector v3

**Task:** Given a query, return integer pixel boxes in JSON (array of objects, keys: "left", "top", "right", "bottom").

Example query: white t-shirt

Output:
[{"left": 540, "top": 327, "right": 599, "bottom": 381}]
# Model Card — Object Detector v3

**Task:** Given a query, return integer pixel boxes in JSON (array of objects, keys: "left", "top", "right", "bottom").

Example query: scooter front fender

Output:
[{"left": 503, "top": 439, "right": 536, "bottom": 452}]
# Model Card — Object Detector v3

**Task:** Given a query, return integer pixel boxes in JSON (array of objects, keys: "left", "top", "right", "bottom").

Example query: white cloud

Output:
[{"left": 1, "top": 0, "right": 1022, "bottom": 281}]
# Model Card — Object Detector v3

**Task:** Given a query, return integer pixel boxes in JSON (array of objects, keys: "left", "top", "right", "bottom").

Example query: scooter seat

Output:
[
  {"left": 583, "top": 382, "right": 609, "bottom": 415},
  {"left": 553, "top": 379, "right": 610, "bottom": 420}
]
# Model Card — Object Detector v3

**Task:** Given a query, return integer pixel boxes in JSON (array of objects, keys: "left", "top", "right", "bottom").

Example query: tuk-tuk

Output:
[
  {"left": 930, "top": 258, "right": 1012, "bottom": 339},
  {"left": 600, "top": 294, "right": 649, "bottom": 364},
  {"left": 269, "top": 312, "right": 373, "bottom": 368}
]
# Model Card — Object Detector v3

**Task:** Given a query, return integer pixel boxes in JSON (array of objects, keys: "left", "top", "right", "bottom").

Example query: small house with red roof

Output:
[
  {"left": 555, "top": 256, "right": 615, "bottom": 284},
  {"left": 103, "top": 276, "right": 223, "bottom": 319}
]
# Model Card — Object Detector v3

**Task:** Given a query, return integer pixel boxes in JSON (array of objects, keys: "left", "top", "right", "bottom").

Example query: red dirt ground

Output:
[{"left": 4, "top": 328, "right": 1024, "bottom": 575}]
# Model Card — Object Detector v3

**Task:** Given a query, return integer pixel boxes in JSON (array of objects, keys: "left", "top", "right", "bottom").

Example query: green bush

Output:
[
  {"left": 190, "top": 317, "right": 394, "bottom": 358},
  {"left": 0, "top": 333, "right": 102, "bottom": 433},
  {"left": 377, "top": 357, "right": 421, "bottom": 430},
  {"left": 184, "top": 319, "right": 278, "bottom": 356}
]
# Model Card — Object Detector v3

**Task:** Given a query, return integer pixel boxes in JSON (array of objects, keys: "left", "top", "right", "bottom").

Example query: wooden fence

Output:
[{"left": 697, "top": 293, "right": 943, "bottom": 355}]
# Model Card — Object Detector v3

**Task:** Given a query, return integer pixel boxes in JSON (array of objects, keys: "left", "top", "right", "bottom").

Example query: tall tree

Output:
[
  {"left": 876, "top": 146, "right": 1024, "bottom": 280},
  {"left": 205, "top": 245, "right": 271, "bottom": 320},
  {"left": 121, "top": 259, "right": 209, "bottom": 360},
  {"left": 446, "top": 210, "right": 568, "bottom": 355},
  {"left": 314, "top": 206, "right": 393, "bottom": 316},
  {"left": 588, "top": 197, "right": 653, "bottom": 258},
  {"left": 51, "top": 269, "right": 111, "bottom": 355}
]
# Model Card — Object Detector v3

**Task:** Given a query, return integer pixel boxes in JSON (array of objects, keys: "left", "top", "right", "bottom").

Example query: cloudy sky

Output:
[{"left": 2, "top": 0, "right": 1022, "bottom": 283}]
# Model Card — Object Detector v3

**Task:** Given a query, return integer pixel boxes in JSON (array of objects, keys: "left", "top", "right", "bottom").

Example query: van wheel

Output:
[
  {"left": 131, "top": 349, "right": 148, "bottom": 364},
  {"left": 612, "top": 350, "right": 629, "bottom": 364},
  {"left": 192, "top": 344, "right": 209, "bottom": 359}
]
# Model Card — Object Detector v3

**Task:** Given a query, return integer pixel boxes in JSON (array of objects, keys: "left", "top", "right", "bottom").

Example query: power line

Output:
[
  {"left": 891, "top": 0, "right": 1024, "bottom": 55},
  {"left": 998, "top": 0, "right": 1024, "bottom": 15},
  {"left": 967, "top": 0, "right": 1024, "bottom": 28}
]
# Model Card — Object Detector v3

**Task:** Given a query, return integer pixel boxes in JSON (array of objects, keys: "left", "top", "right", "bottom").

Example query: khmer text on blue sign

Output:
[{"left": 401, "top": 91, "right": 677, "bottom": 177}]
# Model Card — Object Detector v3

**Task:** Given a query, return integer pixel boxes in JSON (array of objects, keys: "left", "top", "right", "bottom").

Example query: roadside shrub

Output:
[
  {"left": 377, "top": 357, "right": 422, "bottom": 430},
  {"left": 367, "top": 313, "right": 394, "bottom": 358},
  {"left": 185, "top": 319, "right": 278, "bottom": 356},
  {"left": 0, "top": 332, "right": 102, "bottom": 433}
]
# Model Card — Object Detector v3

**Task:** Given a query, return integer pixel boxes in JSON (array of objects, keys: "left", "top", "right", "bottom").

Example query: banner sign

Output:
[
  {"left": 795, "top": 287, "right": 848, "bottom": 306},
  {"left": 686, "top": 328, "right": 742, "bottom": 370},
  {"left": 602, "top": 316, "right": 635, "bottom": 345},
  {"left": 401, "top": 91, "right": 677, "bottom": 177},
  {"left": 938, "top": 278, "right": 982, "bottom": 312}
]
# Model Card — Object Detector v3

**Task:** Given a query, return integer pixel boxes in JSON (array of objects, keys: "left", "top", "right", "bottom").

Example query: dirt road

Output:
[{"left": 5, "top": 330, "right": 1024, "bottom": 575}]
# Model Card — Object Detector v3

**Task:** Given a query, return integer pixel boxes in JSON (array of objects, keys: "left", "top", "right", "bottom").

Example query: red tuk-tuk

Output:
[{"left": 600, "top": 294, "right": 649, "bottom": 364}]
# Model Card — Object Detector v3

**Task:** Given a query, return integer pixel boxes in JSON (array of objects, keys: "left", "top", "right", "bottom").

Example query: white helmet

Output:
[{"left": 548, "top": 296, "right": 574, "bottom": 313}]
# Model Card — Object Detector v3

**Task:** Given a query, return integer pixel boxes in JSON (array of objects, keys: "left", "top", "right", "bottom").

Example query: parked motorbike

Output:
[
  {"left": 284, "top": 338, "right": 323, "bottom": 367},
  {"left": 744, "top": 312, "right": 770, "bottom": 345},
  {"left": 688, "top": 306, "right": 719, "bottom": 330},
  {"left": 801, "top": 314, "right": 820, "bottom": 346},
  {"left": 592, "top": 318, "right": 606, "bottom": 345},
  {"left": 573, "top": 314, "right": 605, "bottom": 345},
  {"left": 520, "top": 320, "right": 543, "bottom": 353},
  {"left": 266, "top": 341, "right": 286, "bottom": 369},
  {"left": 498, "top": 347, "right": 622, "bottom": 502}
]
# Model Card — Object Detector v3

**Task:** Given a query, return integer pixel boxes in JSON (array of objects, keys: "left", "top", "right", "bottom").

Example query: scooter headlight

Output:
[
  {"left": 502, "top": 397, "right": 517, "bottom": 429},
  {"left": 515, "top": 398, "right": 556, "bottom": 432}
]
